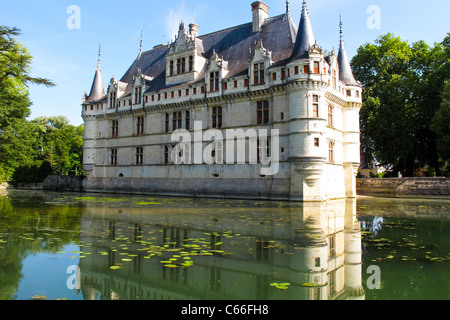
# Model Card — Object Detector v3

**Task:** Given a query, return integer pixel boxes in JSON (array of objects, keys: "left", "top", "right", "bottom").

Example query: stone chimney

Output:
[
  {"left": 251, "top": 1, "right": 269, "bottom": 32},
  {"left": 189, "top": 23, "right": 199, "bottom": 38}
]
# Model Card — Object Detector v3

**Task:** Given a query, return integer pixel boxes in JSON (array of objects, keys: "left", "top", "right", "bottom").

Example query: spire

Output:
[
  {"left": 290, "top": 0, "right": 315, "bottom": 61},
  {"left": 97, "top": 43, "right": 101, "bottom": 70},
  {"left": 337, "top": 15, "right": 358, "bottom": 86},
  {"left": 137, "top": 31, "right": 143, "bottom": 60},
  {"left": 85, "top": 43, "right": 105, "bottom": 103}
]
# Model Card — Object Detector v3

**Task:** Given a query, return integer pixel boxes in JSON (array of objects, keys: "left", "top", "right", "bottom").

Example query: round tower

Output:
[{"left": 82, "top": 44, "right": 105, "bottom": 180}]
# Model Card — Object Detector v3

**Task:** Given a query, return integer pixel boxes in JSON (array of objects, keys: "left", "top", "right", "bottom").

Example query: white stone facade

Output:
[{"left": 81, "top": 1, "right": 362, "bottom": 201}]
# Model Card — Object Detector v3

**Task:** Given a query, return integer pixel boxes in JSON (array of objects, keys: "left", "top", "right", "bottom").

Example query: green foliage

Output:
[
  {"left": 352, "top": 33, "right": 450, "bottom": 176},
  {"left": 0, "top": 26, "right": 83, "bottom": 183},
  {"left": 431, "top": 80, "right": 450, "bottom": 164}
]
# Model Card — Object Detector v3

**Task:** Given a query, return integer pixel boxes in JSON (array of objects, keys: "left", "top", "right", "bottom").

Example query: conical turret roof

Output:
[
  {"left": 289, "top": 0, "right": 315, "bottom": 61},
  {"left": 337, "top": 17, "right": 359, "bottom": 86},
  {"left": 84, "top": 45, "right": 106, "bottom": 104}
]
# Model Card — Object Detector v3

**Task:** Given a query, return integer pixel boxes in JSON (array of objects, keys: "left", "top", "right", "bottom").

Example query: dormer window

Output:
[
  {"left": 314, "top": 61, "right": 320, "bottom": 74},
  {"left": 253, "top": 62, "right": 265, "bottom": 85},
  {"left": 134, "top": 86, "right": 142, "bottom": 104},
  {"left": 109, "top": 91, "right": 116, "bottom": 109},
  {"left": 210, "top": 71, "right": 219, "bottom": 92}
]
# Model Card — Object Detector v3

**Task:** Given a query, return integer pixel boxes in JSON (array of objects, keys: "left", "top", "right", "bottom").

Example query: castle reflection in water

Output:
[{"left": 74, "top": 198, "right": 365, "bottom": 300}]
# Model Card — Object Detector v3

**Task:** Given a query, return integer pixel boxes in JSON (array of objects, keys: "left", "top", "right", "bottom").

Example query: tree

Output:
[
  {"left": 0, "top": 26, "right": 54, "bottom": 181},
  {"left": 431, "top": 80, "right": 450, "bottom": 167},
  {"left": 351, "top": 33, "right": 450, "bottom": 176}
]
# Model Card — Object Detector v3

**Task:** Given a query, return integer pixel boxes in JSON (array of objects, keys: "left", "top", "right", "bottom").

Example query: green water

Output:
[{"left": 0, "top": 190, "right": 448, "bottom": 300}]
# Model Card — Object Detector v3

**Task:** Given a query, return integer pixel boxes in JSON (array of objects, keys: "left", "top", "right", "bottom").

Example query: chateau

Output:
[{"left": 81, "top": 0, "right": 362, "bottom": 202}]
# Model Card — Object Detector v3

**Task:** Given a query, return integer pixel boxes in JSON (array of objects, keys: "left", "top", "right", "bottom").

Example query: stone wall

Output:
[
  {"left": 43, "top": 176, "right": 85, "bottom": 192},
  {"left": 357, "top": 178, "right": 450, "bottom": 197}
]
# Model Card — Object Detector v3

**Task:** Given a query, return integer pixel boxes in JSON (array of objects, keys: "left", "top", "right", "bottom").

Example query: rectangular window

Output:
[
  {"left": 329, "top": 235, "right": 336, "bottom": 259},
  {"left": 193, "top": 87, "right": 197, "bottom": 95},
  {"left": 315, "top": 257, "right": 321, "bottom": 268},
  {"left": 212, "top": 106, "right": 223, "bottom": 129},
  {"left": 314, "top": 61, "right": 320, "bottom": 74},
  {"left": 173, "top": 112, "right": 182, "bottom": 130},
  {"left": 346, "top": 90, "right": 352, "bottom": 97},
  {"left": 164, "top": 146, "right": 170, "bottom": 164},
  {"left": 328, "top": 105, "right": 333, "bottom": 127},
  {"left": 257, "top": 138, "right": 270, "bottom": 163},
  {"left": 136, "top": 116, "right": 144, "bottom": 136},
  {"left": 109, "top": 92, "right": 116, "bottom": 109},
  {"left": 272, "top": 73, "right": 277, "bottom": 81},
  {"left": 313, "top": 95, "right": 319, "bottom": 118},
  {"left": 223, "top": 82, "right": 228, "bottom": 90},
  {"left": 281, "top": 70, "right": 286, "bottom": 80},
  {"left": 181, "top": 57, "right": 186, "bottom": 73},
  {"left": 136, "top": 147, "right": 143, "bottom": 165},
  {"left": 169, "top": 60, "right": 174, "bottom": 76},
  {"left": 333, "top": 70, "right": 337, "bottom": 90},
  {"left": 304, "top": 65, "right": 310, "bottom": 74},
  {"left": 244, "top": 79, "right": 249, "bottom": 87},
  {"left": 165, "top": 113, "right": 170, "bottom": 133},
  {"left": 314, "top": 138, "right": 320, "bottom": 147},
  {"left": 111, "top": 149, "right": 118, "bottom": 166},
  {"left": 329, "top": 141, "right": 335, "bottom": 163},
  {"left": 185, "top": 110, "right": 190, "bottom": 130},
  {"left": 294, "top": 66, "right": 299, "bottom": 75},
  {"left": 134, "top": 87, "right": 142, "bottom": 104},
  {"left": 234, "top": 80, "right": 238, "bottom": 88},
  {"left": 188, "top": 56, "right": 193, "bottom": 72},
  {"left": 253, "top": 62, "right": 265, "bottom": 85},
  {"left": 210, "top": 72, "right": 219, "bottom": 92},
  {"left": 257, "top": 100, "right": 270, "bottom": 125},
  {"left": 176, "top": 58, "right": 181, "bottom": 74},
  {"left": 111, "top": 120, "right": 119, "bottom": 138}
]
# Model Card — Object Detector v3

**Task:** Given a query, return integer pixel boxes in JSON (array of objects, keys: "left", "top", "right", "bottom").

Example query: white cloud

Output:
[{"left": 166, "top": 0, "right": 192, "bottom": 42}]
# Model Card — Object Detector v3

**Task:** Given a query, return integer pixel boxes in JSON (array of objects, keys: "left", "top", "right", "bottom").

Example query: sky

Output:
[{"left": 0, "top": 0, "right": 449, "bottom": 126}]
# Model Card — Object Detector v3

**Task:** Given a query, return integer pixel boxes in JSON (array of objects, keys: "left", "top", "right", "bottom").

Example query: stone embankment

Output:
[{"left": 357, "top": 177, "right": 450, "bottom": 198}]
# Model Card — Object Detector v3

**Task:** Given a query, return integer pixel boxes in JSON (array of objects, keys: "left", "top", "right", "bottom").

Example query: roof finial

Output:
[
  {"left": 286, "top": 0, "right": 290, "bottom": 13},
  {"left": 137, "top": 31, "right": 143, "bottom": 60},
  {"left": 339, "top": 13, "right": 345, "bottom": 51},
  {"left": 97, "top": 43, "right": 101, "bottom": 70}
]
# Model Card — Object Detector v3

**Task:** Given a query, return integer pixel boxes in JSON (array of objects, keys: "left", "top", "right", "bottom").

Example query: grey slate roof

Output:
[
  {"left": 289, "top": 0, "right": 315, "bottom": 61},
  {"left": 119, "top": 12, "right": 298, "bottom": 92},
  {"left": 84, "top": 2, "right": 360, "bottom": 100},
  {"left": 84, "top": 56, "right": 106, "bottom": 104}
]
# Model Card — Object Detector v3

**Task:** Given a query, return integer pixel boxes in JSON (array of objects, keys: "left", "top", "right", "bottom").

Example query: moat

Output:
[{"left": 0, "top": 189, "right": 448, "bottom": 300}]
